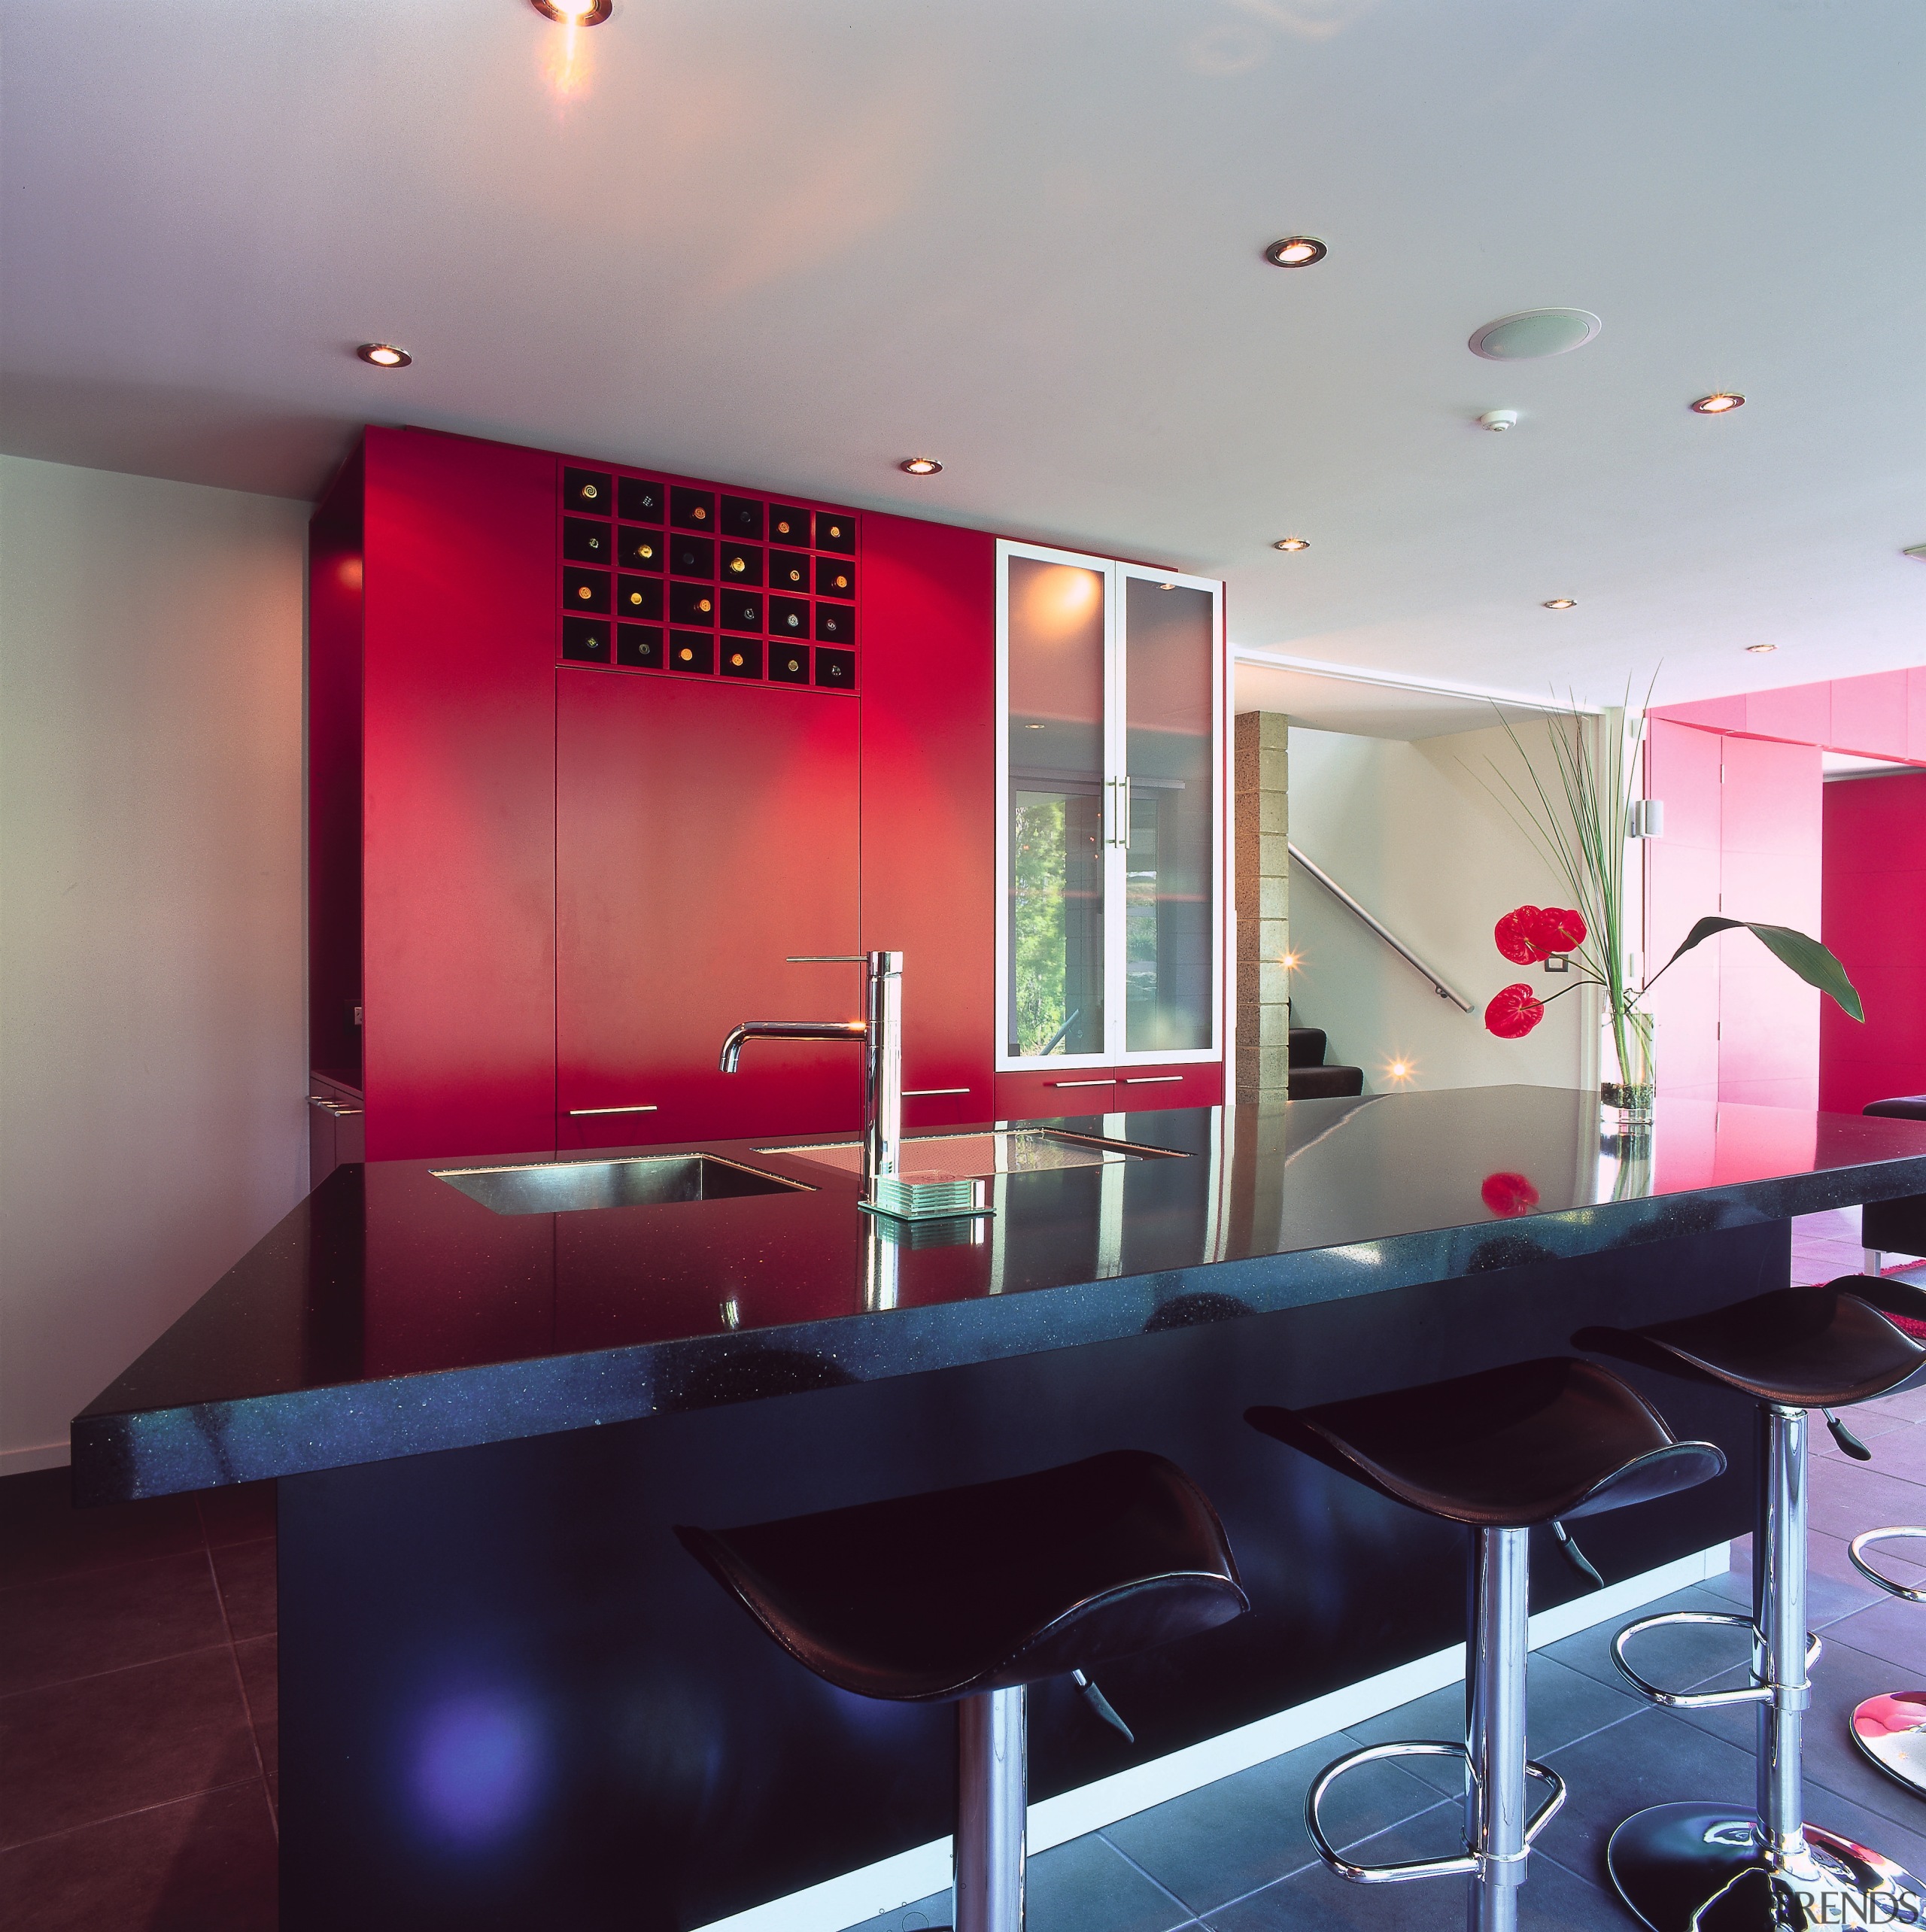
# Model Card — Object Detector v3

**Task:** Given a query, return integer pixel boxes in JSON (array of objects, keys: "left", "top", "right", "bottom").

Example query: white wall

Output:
[
  {"left": 1, "top": 455, "right": 309, "bottom": 1472},
  {"left": 1283, "top": 721, "right": 1593, "bottom": 1093}
]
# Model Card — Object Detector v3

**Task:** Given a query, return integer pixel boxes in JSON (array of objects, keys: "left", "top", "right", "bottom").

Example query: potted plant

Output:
[{"left": 1478, "top": 695, "right": 1861, "bottom": 1124}]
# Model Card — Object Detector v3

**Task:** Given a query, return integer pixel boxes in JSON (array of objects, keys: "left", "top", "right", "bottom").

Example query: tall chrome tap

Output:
[{"left": 719, "top": 951, "right": 903, "bottom": 1208}]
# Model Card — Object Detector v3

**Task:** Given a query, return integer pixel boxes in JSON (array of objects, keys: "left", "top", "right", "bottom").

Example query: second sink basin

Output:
[
  {"left": 436, "top": 1153, "right": 810, "bottom": 1216},
  {"left": 767, "top": 1128, "right": 1188, "bottom": 1182}
]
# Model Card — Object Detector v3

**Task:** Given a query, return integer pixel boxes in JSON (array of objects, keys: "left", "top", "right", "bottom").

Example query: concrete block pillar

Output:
[{"left": 1235, "top": 712, "right": 1290, "bottom": 1104}]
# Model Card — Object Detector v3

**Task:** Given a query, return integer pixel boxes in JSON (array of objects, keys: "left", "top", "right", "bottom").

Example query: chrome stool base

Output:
[
  {"left": 1606, "top": 1803, "right": 1924, "bottom": 1931},
  {"left": 1851, "top": 1690, "right": 1926, "bottom": 1798}
]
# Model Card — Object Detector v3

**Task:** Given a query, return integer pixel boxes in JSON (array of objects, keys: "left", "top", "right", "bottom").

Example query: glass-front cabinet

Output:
[{"left": 997, "top": 540, "right": 1223, "bottom": 1074}]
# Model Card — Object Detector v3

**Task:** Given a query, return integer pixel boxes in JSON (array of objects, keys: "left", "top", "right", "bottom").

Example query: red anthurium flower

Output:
[
  {"left": 1484, "top": 982, "right": 1545, "bottom": 1039},
  {"left": 1481, "top": 1171, "right": 1540, "bottom": 1217},
  {"left": 1494, "top": 906, "right": 1547, "bottom": 964},
  {"left": 1531, "top": 906, "right": 1588, "bottom": 953}
]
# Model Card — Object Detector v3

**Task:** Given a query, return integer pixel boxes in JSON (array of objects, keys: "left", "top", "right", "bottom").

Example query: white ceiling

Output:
[
  {"left": 4, "top": 1, "right": 1924, "bottom": 708},
  {"left": 1234, "top": 654, "right": 1569, "bottom": 739}
]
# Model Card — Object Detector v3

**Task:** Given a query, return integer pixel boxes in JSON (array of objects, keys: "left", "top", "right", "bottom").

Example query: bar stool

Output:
[
  {"left": 677, "top": 1450, "right": 1247, "bottom": 1932},
  {"left": 1861, "top": 1095, "right": 1926, "bottom": 1275},
  {"left": 1578, "top": 1280, "right": 1926, "bottom": 1932},
  {"left": 1845, "top": 1526, "right": 1926, "bottom": 1800},
  {"left": 1248, "top": 1356, "right": 1726, "bottom": 1932}
]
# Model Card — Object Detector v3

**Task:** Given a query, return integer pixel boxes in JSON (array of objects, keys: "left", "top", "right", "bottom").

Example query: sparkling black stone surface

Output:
[{"left": 71, "top": 1087, "right": 1926, "bottom": 1502}]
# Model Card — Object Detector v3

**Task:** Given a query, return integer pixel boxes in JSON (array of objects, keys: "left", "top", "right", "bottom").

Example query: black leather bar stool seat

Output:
[
  {"left": 1249, "top": 1359, "right": 1724, "bottom": 1932},
  {"left": 679, "top": 1450, "right": 1247, "bottom": 1931},
  {"left": 1250, "top": 1355, "right": 1724, "bottom": 1531},
  {"left": 1578, "top": 1280, "right": 1926, "bottom": 1932}
]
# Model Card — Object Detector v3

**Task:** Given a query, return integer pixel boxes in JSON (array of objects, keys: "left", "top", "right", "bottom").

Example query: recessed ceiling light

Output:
[
  {"left": 1905, "top": 545, "right": 1926, "bottom": 561},
  {"left": 1264, "top": 236, "right": 1326, "bottom": 269},
  {"left": 1469, "top": 308, "right": 1602, "bottom": 360},
  {"left": 899, "top": 457, "right": 943, "bottom": 475},
  {"left": 1691, "top": 392, "right": 1745, "bottom": 415},
  {"left": 1747, "top": 642, "right": 1777, "bottom": 654},
  {"left": 356, "top": 343, "right": 411, "bottom": 368},
  {"left": 1543, "top": 598, "right": 1577, "bottom": 611},
  {"left": 1024, "top": 721, "right": 1045, "bottom": 730},
  {"left": 1273, "top": 536, "right": 1310, "bottom": 552},
  {"left": 530, "top": 0, "right": 610, "bottom": 22}
]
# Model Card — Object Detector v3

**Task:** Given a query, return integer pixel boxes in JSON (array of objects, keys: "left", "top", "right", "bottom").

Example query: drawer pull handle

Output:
[
  {"left": 567, "top": 1104, "right": 660, "bottom": 1116},
  {"left": 1050, "top": 1078, "right": 1117, "bottom": 1087},
  {"left": 904, "top": 1086, "right": 970, "bottom": 1097},
  {"left": 1122, "top": 1076, "right": 1182, "bottom": 1085}
]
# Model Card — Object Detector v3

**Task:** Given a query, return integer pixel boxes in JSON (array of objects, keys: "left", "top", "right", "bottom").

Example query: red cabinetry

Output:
[{"left": 556, "top": 670, "right": 861, "bottom": 1149}]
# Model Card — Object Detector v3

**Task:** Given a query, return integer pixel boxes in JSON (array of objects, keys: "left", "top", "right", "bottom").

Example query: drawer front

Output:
[{"left": 991, "top": 1062, "right": 1222, "bottom": 1122}]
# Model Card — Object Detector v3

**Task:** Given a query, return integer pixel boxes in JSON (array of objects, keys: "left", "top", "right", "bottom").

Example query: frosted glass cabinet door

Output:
[
  {"left": 1006, "top": 556, "right": 1107, "bottom": 1059},
  {"left": 1123, "top": 578, "right": 1215, "bottom": 1054}
]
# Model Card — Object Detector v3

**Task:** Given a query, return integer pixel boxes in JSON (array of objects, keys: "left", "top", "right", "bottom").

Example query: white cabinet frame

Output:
[{"left": 995, "top": 539, "right": 1226, "bottom": 1073}]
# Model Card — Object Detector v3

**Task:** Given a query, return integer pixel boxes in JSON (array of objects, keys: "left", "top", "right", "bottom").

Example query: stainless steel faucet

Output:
[{"left": 719, "top": 951, "right": 904, "bottom": 1208}]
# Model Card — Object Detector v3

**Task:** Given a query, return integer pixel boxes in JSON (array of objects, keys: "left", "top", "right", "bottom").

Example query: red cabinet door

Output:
[{"left": 557, "top": 670, "right": 862, "bottom": 1149}]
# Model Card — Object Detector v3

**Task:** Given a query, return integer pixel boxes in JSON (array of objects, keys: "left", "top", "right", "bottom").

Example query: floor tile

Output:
[
  {"left": 1826, "top": 1594, "right": 1926, "bottom": 1677},
  {"left": 1028, "top": 1831, "right": 1194, "bottom": 1932},
  {"left": 0, "top": 1469, "right": 203, "bottom": 1590},
  {"left": 1669, "top": 1635, "right": 1926, "bottom": 1837},
  {"left": 838, "top": 1891, "right": 950, "bottom": 1932},
  {"left": 1201, "top": 1807, "right": 1638, "bottom": 1929},
  {"left": 195, "top": 1481, "right": 277, "bottom": 1549},
  {"left": 0, "top": 1551, "right": 227, "bottom": 1696},
  {"left": 1834, "top": 1421, "right": 1926, "bottom": 1487},
  {"left": 1864, "top": 1383, "right": 1926, "bottom": 1425},
  {"left": 233, "top": 1636, "right": 277, "bottom": 1806},
  {"left": 1341, "top": 1652, "right": 1645, "bottom": 1797},
  {"left": 211, "top": 1539, "right": 276, "bottom": 1640},
  {"left": 1534, "top": 1706, "right": 1760, "bottom": 1881},
  {"left": 0, "top": 1779, "right": 277, "bottom": 1932},
  {"left": 1542, "top": 1584, "right": 1751, "bottom": 1696},
  {"left": 1809, "top": 1458, "right": 1926, "bottom": 1542},
  {"left": 1814, "top": 1410, "right": 1915, "bottom": 1451},
  {"left": 1705, "top": 1545, "right": 1884, "bottom": 1623},
  {"left": 1100, "top": 1731, "right": 1438, "bottom": 1913},
  {"left": 1806, "top": 1526, "right": 1926, "bottom": 1596},
  {"left": 0, "top": 1648, "right": 257, "bottom": 1848}
]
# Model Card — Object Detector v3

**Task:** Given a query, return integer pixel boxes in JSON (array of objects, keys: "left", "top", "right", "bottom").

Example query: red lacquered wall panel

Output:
[
  {"left": 308, "top": 444, "right": 365, "bottom": 1092},
  {"left": 361, "top": 429, "right": 558, "bottom": 1159},
  {"left": 1717, "top": 736, "right": 1821, "bottom": 1110},
  {"left": 1644, "top": 723, "right": 1724, "bottom": 1100},
  {"left": 556, "top": 669, "right": 861, "bottom": 1148},
  {"left": 858, "top": 512, "right": 998, "bottom": 1129},
  {"left": 1744, "top": 681, "right": 1832, "bottom": 749},
  {"left": 993, "top": 1061, "right": 1224, "bottom": 1122},
  {"left": 1822, "top": 770, "right": 1926, "bottom": 1115}
]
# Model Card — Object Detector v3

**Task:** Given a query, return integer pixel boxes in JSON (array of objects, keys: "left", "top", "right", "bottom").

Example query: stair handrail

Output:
[{"left": 1287, "top": 842, "right": 1476, "bottom": 1013}]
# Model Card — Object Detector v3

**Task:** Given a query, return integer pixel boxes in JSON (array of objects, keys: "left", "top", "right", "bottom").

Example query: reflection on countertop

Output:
[{"left": 72, "top": 1087, "right": 1926, "bottom": 1501}]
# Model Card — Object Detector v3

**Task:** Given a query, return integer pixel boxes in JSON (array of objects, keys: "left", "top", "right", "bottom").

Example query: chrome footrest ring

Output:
[
  {"left": 1304, "top": 1739, "right": 1566, "bottom": 1885},
  {"left": 1611, "top": 1610, "right": 1821, "bottom": 1709},
  {"left": 1849, "top": 1527, "right": 1926, "bottom": 1603}
]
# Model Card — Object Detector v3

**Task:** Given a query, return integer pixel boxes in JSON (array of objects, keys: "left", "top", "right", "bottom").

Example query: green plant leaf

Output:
[{"left": 1664, "top": 917, "right": 1864, "bottom": 1022}]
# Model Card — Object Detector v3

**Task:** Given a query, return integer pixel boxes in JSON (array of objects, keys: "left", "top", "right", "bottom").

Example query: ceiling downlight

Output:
[
  {"left": 1273, "top": 536, "right": 1310, "bottom": 552},
  {"left": 530, "top": 0, "right": 611, "bottom": 22},
  {"left": 1691, "top": 393, "right": 1745, "bottom": 415},
  {"left": 899, "top": 457, "right": 943, "bottom": 475},
  {"left": 356, "top": 343, "right": 411, "bottom": 368},
  {"left": 1542, "top": 599, "right": 1577, "bottom": 611},
  {"left": 1264, "top": 237, "right": 1326, "bottom": 268}
]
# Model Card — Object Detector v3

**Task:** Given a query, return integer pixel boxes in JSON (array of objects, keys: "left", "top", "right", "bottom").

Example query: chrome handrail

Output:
[{"left": 1287, "top": 842, "right": 1476, "bottom": 1012}]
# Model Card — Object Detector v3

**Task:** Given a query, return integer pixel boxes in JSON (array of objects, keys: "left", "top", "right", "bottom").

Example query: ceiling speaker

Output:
[{"left": 1469, "top": 309, "right": 1602, "bottom": 360}]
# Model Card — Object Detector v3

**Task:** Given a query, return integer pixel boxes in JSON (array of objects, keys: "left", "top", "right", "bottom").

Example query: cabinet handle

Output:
[
  {"left": 567, "top": 1104, "right": 660, "bottom": 1116},
  {"left": 1122, "top": 1076, "right": 1181, "bottom": 1085},
  {"left": 1050, "top": 1078, "right": 1117, "bottom": 1087},
  {"left": 904, "top": 1087, "right": 971, "bottom": 1096}
]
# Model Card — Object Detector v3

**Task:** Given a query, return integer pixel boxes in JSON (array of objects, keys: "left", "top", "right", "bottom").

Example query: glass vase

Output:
[{"left": 1602, "top": 1007, "right": 1656, "bottom": 1126}]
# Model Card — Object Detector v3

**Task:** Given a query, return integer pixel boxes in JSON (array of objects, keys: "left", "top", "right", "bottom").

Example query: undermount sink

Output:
[
  {"left": 764, "top": 1127, "right": 1189, "bottom": 1182},
  {"left": 435, "top": 1154, "right": 810, "bottom": 1217}
]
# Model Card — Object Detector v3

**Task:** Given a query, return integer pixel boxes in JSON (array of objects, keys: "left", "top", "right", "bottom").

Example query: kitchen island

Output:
[{"left": 71, "top": 1087, "right": 1926, "bottom": 1931}]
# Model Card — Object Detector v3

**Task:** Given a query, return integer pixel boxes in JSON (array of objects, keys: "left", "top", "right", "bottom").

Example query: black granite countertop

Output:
[{"left": 71, "top": 1087, "right": 1926, "bottom": 1502}]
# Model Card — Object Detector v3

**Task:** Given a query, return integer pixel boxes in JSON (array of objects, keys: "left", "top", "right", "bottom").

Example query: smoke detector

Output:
[{"left": 1478, "top": 410, "right": 1520, "bottom": 433}]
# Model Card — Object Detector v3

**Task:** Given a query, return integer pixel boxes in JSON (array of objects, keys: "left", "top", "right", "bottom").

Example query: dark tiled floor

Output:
[
  {"left": 0, "top": 1469, "right": 277, "bottom": 1930},
  {"left": 7, "top": 1227, "right": 1926, "bottom": 1932}
]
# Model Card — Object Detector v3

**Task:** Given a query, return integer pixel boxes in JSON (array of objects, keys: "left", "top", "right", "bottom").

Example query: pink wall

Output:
[
  {"left": 1821, "top": 770, "right": 1926, "bottom": 1115},
  {"left": 1644, "top": 724, "right": 1821, "bottom": 1107},
  {"left": 1650, "top": 664, "right": 1926, "bottom": 1115}
]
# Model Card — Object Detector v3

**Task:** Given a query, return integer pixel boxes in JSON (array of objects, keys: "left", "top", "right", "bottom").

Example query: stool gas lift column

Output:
[{"left": 1580, "top": 1280, "right": 1926, "bottom": 1931}]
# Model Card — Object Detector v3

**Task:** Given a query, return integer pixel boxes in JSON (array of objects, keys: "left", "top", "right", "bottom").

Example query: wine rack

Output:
[{"left": 557, "top": 462, "right": 857, "bottom": 693}]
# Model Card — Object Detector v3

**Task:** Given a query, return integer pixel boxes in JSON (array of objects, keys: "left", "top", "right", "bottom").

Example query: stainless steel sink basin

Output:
[
  {"left": 435, "top": 1154, "right": 810, "bottom": 1216},
  {"left": 764, "top": 1127, "right": 1188, "bottom": 1182}
]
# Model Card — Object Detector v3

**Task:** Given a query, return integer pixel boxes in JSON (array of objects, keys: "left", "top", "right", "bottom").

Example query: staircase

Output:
[{"left": 1288, "top": 1025, "right": 1365, "bottom": 1099}]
